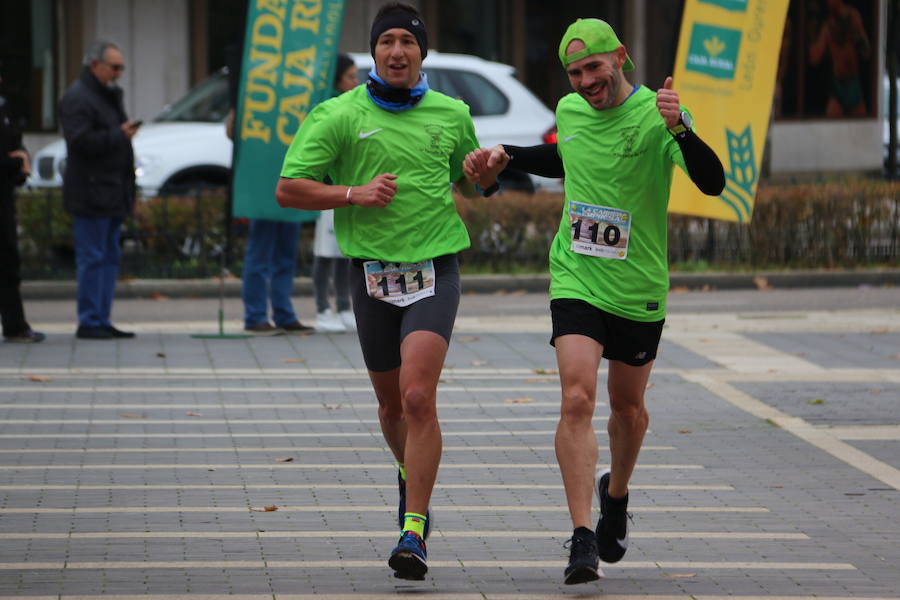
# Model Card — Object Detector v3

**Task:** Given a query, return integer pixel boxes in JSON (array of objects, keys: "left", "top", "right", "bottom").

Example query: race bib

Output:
[
  {"left": 364, "top": 259, "right": 436, "bottom": 307},
  {"left": 568, "top": 201, "right": 631, "bottom": 260}
]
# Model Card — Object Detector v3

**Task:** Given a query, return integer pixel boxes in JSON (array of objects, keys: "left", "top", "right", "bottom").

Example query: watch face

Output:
[{"left": 681, "top": 111, "right": 693, "bottom": 129}]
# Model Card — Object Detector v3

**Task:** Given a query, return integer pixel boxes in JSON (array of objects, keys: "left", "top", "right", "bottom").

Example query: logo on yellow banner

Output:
[
  {"left": 698, "top": 0, "right": 747, "bottom": 11},
  {"left": 686, "top": 23, "right": 742, "bottom": 80},
  {"left": 720, "top": 125, "right": 756, "bottom": 222}
]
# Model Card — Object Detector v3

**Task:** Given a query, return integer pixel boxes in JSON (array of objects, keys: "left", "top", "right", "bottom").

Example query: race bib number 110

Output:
[
  {"left": 364, "top": 259, "right": 436, "bottom": 307},
  {"left": 568, "top": 201, "right": 631, "bottom": 260}
]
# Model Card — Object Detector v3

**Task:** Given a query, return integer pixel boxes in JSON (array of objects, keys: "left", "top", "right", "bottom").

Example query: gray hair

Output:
[{"left": 83, "top": 40, "right": 119, "bottom": 66}]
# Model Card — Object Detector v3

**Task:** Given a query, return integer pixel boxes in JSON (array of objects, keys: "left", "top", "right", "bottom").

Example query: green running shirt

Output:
[
  {"left": 280, "top": 85, "right": 479, "bottom": 263},
  {"left": 550, "top": 85, "right": 689, "bottom": 322}
]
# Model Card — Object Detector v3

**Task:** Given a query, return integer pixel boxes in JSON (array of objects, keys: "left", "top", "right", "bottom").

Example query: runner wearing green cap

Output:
[
  {"left": 464, "top": 17, "right": 725, "bottom": 585},
  {"left": 276, "top": 2, "right": 489, "bottom": 582}
]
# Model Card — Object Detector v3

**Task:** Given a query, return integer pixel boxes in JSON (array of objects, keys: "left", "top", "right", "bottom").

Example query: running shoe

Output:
[
  {"left": 595, "top": 469, "right": 631, "bottom": 563},
  {"left": 563, "top": 526, "right": 601, "bottom": 585},
  {"left": 397, "top": 470, "right": 432, "bottom": 539},
  {"left": 388, "top": 530, "right": 427, "bottom": 580}
]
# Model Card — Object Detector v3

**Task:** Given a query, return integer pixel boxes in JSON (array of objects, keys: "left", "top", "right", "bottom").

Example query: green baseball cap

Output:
[{"left": 558, "top": 18, "right": 635, "bottom": 71}]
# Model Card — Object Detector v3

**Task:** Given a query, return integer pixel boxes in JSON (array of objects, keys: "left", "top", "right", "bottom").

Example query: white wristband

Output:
[{"left": 345, "top": 186, "right": 353, "bottom": 205}]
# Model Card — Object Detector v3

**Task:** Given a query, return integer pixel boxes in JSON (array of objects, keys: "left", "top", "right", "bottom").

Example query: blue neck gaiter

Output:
[{"left": 366, "top": 69, "right": 429, "bottom": 111}]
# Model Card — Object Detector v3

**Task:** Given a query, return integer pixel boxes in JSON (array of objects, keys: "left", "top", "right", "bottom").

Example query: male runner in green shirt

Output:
[
  {"left": 464, "top": 18, "right": 725, "bottom": 585},
  {"left": 276, "top": 2, "right": 485, "bottom": 581}
]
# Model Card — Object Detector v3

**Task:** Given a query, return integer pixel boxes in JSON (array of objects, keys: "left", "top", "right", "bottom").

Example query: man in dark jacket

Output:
[
  {"left": 0, "top": 65, "right": 45, "bottom": 343},
  {"left": 59, "top": 41, "right": 139, "bottom": 340}
]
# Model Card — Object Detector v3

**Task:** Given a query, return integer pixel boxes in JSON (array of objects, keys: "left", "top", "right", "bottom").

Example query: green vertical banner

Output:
[{"left": 232, "top": 0, "right": 346, "bottom": 222}]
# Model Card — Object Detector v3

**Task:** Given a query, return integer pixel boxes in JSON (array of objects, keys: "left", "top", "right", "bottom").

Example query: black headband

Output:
[{"left": 369, "top": 11, "right": 428, "bottom": 60}]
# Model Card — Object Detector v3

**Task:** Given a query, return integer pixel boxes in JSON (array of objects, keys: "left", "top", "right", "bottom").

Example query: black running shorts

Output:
[
  {"left": 351, "top": 254, "right": 461, "bottom": 372},
  {"left": 550, "top": 298, "right": 664, "bottom": 367}
]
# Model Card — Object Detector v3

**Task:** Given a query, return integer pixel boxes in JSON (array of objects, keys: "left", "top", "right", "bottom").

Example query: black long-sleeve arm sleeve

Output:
[
  {"left": 674, "top": 130, "right": 726, "bottom": 196},
  {"left": 502, "top": 131, "right": 725, "bottom": 196},
  {"left": 501, "top": 144, "right": 565, "bottom": 179}
]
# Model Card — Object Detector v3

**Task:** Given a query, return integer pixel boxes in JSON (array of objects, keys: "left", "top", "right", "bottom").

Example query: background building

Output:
[{"left": 1, "top": 0, "right": 893, "bottom": 177}]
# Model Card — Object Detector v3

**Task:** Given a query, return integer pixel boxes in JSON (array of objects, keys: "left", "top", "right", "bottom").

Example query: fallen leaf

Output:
[
  {"left": 678, "top": 429, "right": 692, "bottom": 434},
  {"left": 186, "top": 411, "right": 203, "bottom": 417},
  {"left": 510, "top": 289, "right": 527, "bottom": 296},
  {"left": 457, "top": 336, "right": 480, "bottom": 343},
  {"left": 870, "top": 329, "right": 888, "bottom": 335},
  {"left": 670, "top": 286, "right": 690, "bottom": 293},
  {"left": 275, "top": 457, "right": 294, "bottom": 463},
  {"left": 807, "top": 399, "right": 825, "bottom": 405},
  {"left": 869, "top": 389, "right": 882, "bottom": 394},
  {"left": 505, "top": 397, "right": 535, "bottom": 404},
  {"left": 753, "top": 276, "right": 773, "bottom": 291},
  {"left": 250, "top": 505, "right": 279, "bottom": 512},
  {"left": 664, "top": 573, "right": 696, "bottom": 578},
  {"left": 525, "top": 378, "right": 551, "bottom": 383},
  {"left": 119, "top": 413, "right": 147, "bottom": 419},
  {"left": 150, "top": 291, "right": 170, "bottom": 301},
  {"left": 282, "top": 358, "right": 307, "bottom": 363},
  {"left": 890, "top": 354, "right": 900, "bottom": 359},
  {"left": 493, "top": 289, "right": 508, "bottom": 296},
  {"left": 156, "top": 352, "right": 166, "bottom": 358},
  {"left": 533, "top": 368, "right": 558, "bottom": 375},
  {"left": 27, "top": 376, "right": 54, "bottom": 382},
  {"left": 471, "top": 360, "right": 488, "bottom": 366}
]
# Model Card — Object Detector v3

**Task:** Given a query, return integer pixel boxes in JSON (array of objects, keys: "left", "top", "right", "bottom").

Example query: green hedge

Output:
[{"left": 15, "top": 179, "right": 900, "bottom": 278}]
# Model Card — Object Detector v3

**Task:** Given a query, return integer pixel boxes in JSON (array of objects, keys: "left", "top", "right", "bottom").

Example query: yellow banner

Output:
[{"left": 669, "top": 0, "right": 789, "bottom": 222}]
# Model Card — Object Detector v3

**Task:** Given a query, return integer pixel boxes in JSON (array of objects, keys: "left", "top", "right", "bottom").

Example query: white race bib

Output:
[
  {"left": 364, "top": 259, "right": 436, "bottom": 307},
  {"left": 568, "top": 201, "right": 631, "bottom": 260}
]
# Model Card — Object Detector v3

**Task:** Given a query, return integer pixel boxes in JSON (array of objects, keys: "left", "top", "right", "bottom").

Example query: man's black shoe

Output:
[
  {"left": 76, "top": 326, "right": 114, "bottom": 340},
  {"left": 595, "top": 470, "right": 631, "bottom": 563},
  {"left": 3, "top": 330, "right": 46, "bottom": 343},
  {"left": 564, "top": 526, "right": 601, "bottom": 585},
  {"left": 104, "top": 325, "right": 135, "bottom": 338}
]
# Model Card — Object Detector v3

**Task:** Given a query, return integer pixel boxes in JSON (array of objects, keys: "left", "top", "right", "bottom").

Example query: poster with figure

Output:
[
  {"left": 777, "top": 0, "right": 877, "bottom": 120},
  {"left": 232, "top": 0, "right": 346, "bottom": 222},
  {"left": 668, "top": 0, "right": 790, "bottom": 223}
]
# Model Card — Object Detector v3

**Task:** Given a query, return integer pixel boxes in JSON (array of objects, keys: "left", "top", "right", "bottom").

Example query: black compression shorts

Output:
[{"left": 351, "top": 254, "right": 461, "bottom": 372}]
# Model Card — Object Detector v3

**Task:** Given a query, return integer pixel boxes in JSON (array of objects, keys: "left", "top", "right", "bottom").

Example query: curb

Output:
[{"left": 20, "top": 270, "right": 900, "bottom": 300}]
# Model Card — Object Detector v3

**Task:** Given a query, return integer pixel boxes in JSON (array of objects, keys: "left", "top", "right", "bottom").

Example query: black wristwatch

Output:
[
  {"left": 478, "top": 181, "right": 500, "bottom": 197},
  {"left": 667, "top": 111, "right": 693, "bottom": 137}
]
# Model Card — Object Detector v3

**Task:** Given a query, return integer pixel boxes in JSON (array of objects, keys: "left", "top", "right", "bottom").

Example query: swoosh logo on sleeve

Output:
[
  {"left": 562, "top": 134, "right": 580, "bottom": 142},
  {"left": 359, "top": 128, "right": 383, "bottom": 139}
]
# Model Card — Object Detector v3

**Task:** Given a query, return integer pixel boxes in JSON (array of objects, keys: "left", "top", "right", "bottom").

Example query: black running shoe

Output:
[
  {"left": 564, "top": 526, "right": 601, "bottom": 585},
  {"left": 595, "top": 469, "right": 630, "bottom": 563},
  {"left": 388, "top": 530, "right": 427, "bottom": 580}
]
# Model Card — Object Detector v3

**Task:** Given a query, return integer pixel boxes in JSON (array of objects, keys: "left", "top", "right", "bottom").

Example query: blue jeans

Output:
[
  {"left": 74, "top": 216, "right": 123, "bottom": 328},
  {"left": 241, "top": 219, "right": 301, "bottom": 328}
]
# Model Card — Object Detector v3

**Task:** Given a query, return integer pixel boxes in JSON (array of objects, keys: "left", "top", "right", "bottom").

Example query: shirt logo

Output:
[
  {"left": 423, "top": 124, "right": 444, "bottom": 155},
  {"left": 358, "top": 128, "right": 383, "bottom": 139},
  {"left": 613, "top": 126, "right": 645, "bottom": 158},
  {"left": 562, "top": 134, "right": 580, "bottom": 142}
]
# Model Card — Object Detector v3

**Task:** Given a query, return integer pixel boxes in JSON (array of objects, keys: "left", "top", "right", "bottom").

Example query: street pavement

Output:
[{"left": 1, "top": 286, "right": 898, "bottom": 599}]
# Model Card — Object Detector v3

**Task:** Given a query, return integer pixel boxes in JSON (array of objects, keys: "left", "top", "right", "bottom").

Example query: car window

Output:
[
  {"left": 438, "top": 69, "right": 509, "bottom": 117},
  {"left": 353, "top": 65, "right": 510, "bottom": 117},
  {"left": 156, "top": 71, "right": 230, "bottom": 123}
]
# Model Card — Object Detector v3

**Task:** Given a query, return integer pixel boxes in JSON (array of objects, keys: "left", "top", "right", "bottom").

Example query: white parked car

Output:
[{"left": 29, "top": 52, "right": 559, "bottom": 194}]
